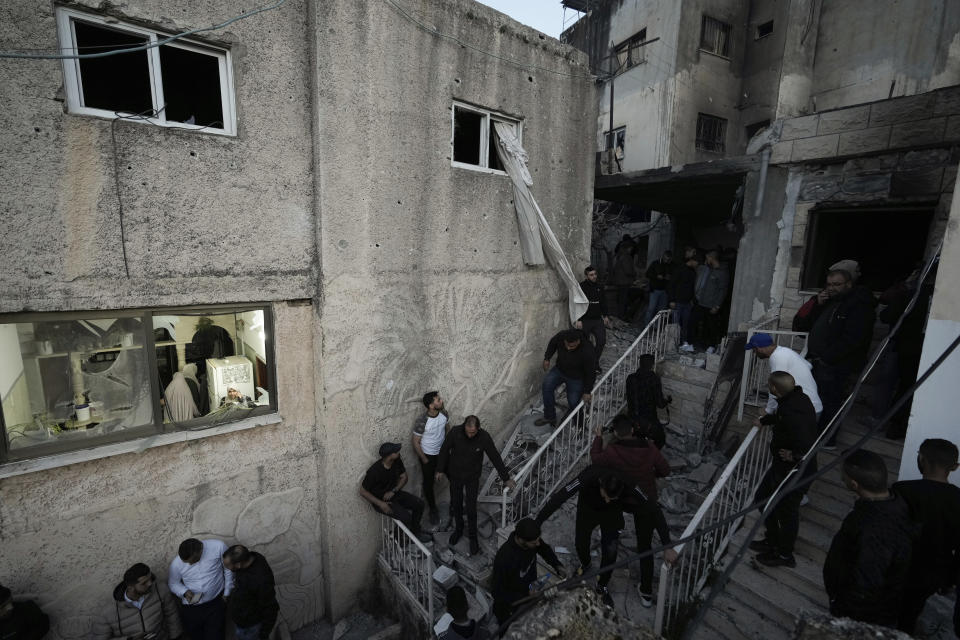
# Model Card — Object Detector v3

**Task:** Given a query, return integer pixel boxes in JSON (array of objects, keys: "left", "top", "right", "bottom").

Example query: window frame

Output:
[
  {"left": 604, "top": 126, "right": 625, "bottom": 151},
  {"left": 56, "top": 7, "right": 237, "bottom": 136},
  {"left": 0, "top": 303, "right": 277, "bottom": 463},
  {"left": 695, "top": 113, "right": 727, "bottom": 153},
  {"left": 614, "top": 28, "right": 647, "bottom": 74},
  {"left": 699, "top": 15, "right": 732, "bottom": 59},
  {"left": 450, "top": 101, "right": 522, "bottom": 175},
  {"left": 755, "top": 20, "right": 774, "bottom": 40}
]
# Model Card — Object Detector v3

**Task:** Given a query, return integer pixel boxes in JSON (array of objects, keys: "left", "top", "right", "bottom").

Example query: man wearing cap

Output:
[
  {"left": 490, "top": 518, "right": 565, "bottom": 627},
  {"left": 359, "top": 442, "right": 432, "bottom": 543},
  {"left": 746, "top": 333, "right": 823, "bottom": 419},
  {"left": 535, "top": 329, "right": 596, "bottom": 427}
]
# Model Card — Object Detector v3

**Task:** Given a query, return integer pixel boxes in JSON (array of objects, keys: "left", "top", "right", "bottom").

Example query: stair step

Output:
[
  {"left": 741, "top": 511, "right": 833, "bottom": 565},
  {"left": 727, "top": 553, "right": 829, "bottom": 617},
  {"left": 694, "top": 607, "right": 749, "bottom": 640},
  {"left": 708, "top": 591, "right": 791, "bottom": 640},
  {"left": 723, "top": 574, "right": 800, "bottom": 630}
]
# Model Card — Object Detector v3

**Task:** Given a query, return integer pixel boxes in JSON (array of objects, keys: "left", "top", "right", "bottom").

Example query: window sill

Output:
[
  {"left": 0, "top": 412, "right": 283, "bottom": 479},
  {"left": 451, "top": 161, "right": 510, "bottom": 176},
  {"left": 698, "top": 49, "right": 731, "bottom": 61}
]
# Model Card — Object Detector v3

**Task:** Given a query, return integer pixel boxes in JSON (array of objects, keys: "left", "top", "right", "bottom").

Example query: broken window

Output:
[
  {"left": 700, "top": 15, "right": 732, "bottom": 57},
  {"left": 800, "top": 207, "right": 935, "bottom": 291},
  {"left": 756, "top": 20, "right": 774, "bottom": 39},
  {"left": 56, "top": 7, "right": 236, "bottom": 135},
  {"left": 745, "top": 120, "right": 770, "bottom": 140},
  {"left": 604, "top": 127, "right": 626, "bottom": 152},
  {"left": 0, "top": 304, "right": 275, "bottom": 463},
  {"left": 614, "top": 28, "right": 647, "bottom": 73},
  {"left": 696, "top": 113, "right": 727, "bottom": 153},
  {"left": 451, "top": 102, "right": 520, "bottom": 174}
]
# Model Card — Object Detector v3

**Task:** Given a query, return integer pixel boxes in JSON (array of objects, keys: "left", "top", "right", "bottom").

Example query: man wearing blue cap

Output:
[
  {"left": 359, "top": 442, "right": 432, "bottom": 543},
  {"left": 745, "top": 333, "right": 822, "bottom": 419}
]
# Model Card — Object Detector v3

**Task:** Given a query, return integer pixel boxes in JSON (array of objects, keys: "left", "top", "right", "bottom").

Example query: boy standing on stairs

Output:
[
  {"left": 749, "top": 371, "right": 819, "bottom": 568},
  {"left": 891, "top": 438, "right": 960, "bottom": 634}
]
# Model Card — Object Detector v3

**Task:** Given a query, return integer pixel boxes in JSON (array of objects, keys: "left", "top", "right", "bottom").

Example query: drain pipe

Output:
[{"left": 753, "top": 147, "right": 771, "bottom": 218}]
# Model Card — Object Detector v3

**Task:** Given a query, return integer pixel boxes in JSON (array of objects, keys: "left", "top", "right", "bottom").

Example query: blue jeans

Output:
[
  {"left": 542, "top": 367, "right": 584, "bottom": 422},
  {"left": 235, "top": 623, "right": 262, "bottom": 640},
  {"left": 672, "top": 302, "right": 693, "bottom": 343},
  {"left": 645, "top": 289, "right": 668, "bottom": 325}
]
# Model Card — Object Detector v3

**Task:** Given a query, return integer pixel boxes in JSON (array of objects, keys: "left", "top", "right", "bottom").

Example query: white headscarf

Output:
[
  {"left": 182, "top": 363, "right": 199, "bottom": 386},
  {"left": 164, "top": 372, "right": 199, "bottom": 422}
]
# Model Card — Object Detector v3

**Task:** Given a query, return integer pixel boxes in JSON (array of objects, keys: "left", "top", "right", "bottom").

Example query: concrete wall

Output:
[
  {"left": 312, "top": 0, "right": 595, "bottom": 617},
  {"left": 0, "top": 0, "right": 596, "bottom": 632},
  {"left": 811, "top": 0, "right": 960, "bottom": 111}
]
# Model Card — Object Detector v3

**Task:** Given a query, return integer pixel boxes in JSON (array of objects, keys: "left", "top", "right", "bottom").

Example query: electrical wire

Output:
[
  {"left": 495, "top": 248, "right": 952, "bottom": 635},
  {"left": 0, "top": 0, "right": 287, "bottom": 60},
  {"left": 381, "top": 0, "right": 597, "bottom": 80}
]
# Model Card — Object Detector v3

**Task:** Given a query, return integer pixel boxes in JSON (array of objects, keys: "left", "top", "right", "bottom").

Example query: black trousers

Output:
[
  {"left": 575, "top": 504, "right": 623, "bottom": 588},
  {"left": 622, "top": 500, "right": 667, "bottom": 594},
  {"left": 418, "top": 454, "right": 439, "bottom": 512},
  {"left": 690, "top": 304, "right": 723, "bottom": 349},
  {"left": 813, "top": 361, "right": 855, "bottom": 446},
  {"left": 580, "top": 318, "right": 606, "bottom": 369},
  {"left": 450, "top": 476, "right": 480, "bottom": 538},
  {"left": 755, "top": 468, "right": 803, "bottom": 555},
  {"left": 180, "top": 595, "right": 226, "bottom": 640},
  {"left": 373, "top": 489, "right": 425, "bottom": 534},
  {"left": 897, "top": 584, "right": 937, "bottom": 633}
]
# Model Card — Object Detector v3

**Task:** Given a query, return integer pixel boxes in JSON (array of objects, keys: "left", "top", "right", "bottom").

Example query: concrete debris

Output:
[
  {"left": 659, "top": 486, "right": 689, "bottom": 514},
  {"left": 686, "top": 452, "right": 703, "bottom": 467},
  {"left": 502, "top": 586, "right": 659, "bottom": 640},
  {"left": 687, "top": 462, "right": 719, "bottom": 485},
  {"left": 678, "top": 355, "right": 706, "bottom": 368},
  {"left": 792, "top": 612, "right": 912, "bottom": 639}
]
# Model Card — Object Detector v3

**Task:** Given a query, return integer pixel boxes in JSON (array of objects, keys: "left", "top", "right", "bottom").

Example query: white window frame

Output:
[
  {"left": 56, "top": 7, "right": 237, "bottom": 136},
  {"left": 450, "top": 101, "right": 521, "bottom": 175}
]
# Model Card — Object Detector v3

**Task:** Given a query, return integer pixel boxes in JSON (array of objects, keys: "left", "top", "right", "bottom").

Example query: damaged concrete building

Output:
[{"left": 0, "top": 0, "right": 597, "bottom": 635}]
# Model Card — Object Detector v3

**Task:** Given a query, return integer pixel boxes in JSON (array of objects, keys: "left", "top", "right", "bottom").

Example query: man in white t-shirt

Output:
[
  {"left": 746, "top": 333, "right": 823, "bottom": 417},
  {"left": 412, "top": 391, "right": 451, "bottom": 527}
]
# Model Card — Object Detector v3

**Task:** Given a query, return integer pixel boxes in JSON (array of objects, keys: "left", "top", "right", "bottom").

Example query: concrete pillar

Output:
[
  {"left": 728, "top": 165, "right": 795, "bottom": 331},
  {"left": 899, "top": 163, "right": 960, "bottom": 485},
  {"left": 645, "top": 211, "right": 674, "bottom": 265}
]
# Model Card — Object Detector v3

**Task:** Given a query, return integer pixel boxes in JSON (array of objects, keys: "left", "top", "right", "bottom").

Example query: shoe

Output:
[
  {"left": 595, "top": 585, "right": 614, "bottom": 607},
  {"left": 756, "top": 551, "right": 796, "bottom": 568},
  {"left": 469, "top": 538, "right": 480, "bottom": 556},
  {"left": 449, "top": 530, "right": 462, "bottom": 546},
  {"left": 821, "top": 442, "right": 837, "bottom": 451},
  {"left": 748, "top": 539, "right": 775, "bottom": 553},
  {"left": 706, "top": 346, "right": 716, "bottom": 354},
  {"left": 428, "top": 509, "right": 439, "bottom": 526},
  {"left": 679, "top": 343, "right": 695, "bottom": 353},
  {"left": 416, "top": 532, "right": 433, "bottom": 543},
  {"left": 534, "top": 417, "right": 556, "bottom": 426},
  {"left": 637, "top": 587, "right": 653, "bottom": 608},
  {"left": 800, "top": 494, "right": 810, "bottom": 507}
]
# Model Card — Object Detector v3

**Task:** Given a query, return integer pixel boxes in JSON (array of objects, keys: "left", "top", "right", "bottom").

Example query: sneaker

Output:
[
  {"left": 595, "top": 585, "right": 614, "bottom": 607},
  {"left": 449, "top": 530, "right": 462, "bottom": 546},
  {"left": 756, "top": 551, "right": 796, "bottom": 568},
  {"left": 534, "top": 417, "right": 556, "bottom": 427},
  {"left": 821, "top": 442, "right": 837, "bottom": 451},
  {"left": 748, "top": 539, "right": 775, "bottom": 553},
  {"left": 637, "top": 587, "right": 653, "bottom": 608},
  {"left": 469, "top": 538, "right": 480, "bottom": 556},
  {"left": 428, "top": 509, "right": 439, "bottom": 526},
  {"left": 679, "top": 343, "right": 695, "bottom": 353},
  {"left": 800, "top": 494, "right": 810, "bottom": 507},
  {"left": 706, "top": 346, "right": 716, "bottom": 354}
]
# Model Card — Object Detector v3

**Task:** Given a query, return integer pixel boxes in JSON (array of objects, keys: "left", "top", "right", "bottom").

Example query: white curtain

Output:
[{"left": 494, "top": 121, "right": 589, "bottom": 325}]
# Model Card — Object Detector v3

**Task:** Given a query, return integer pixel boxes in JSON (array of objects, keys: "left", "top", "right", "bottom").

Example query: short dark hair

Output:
[
  {"left": 222, "top": 544, "right": 251, "bottom": 565},
  {"left": 515, "top": 518, "right": 541, "bottom": 542},
  {"left": 769, "top": 371, "right": 796, "bottom": 396},
  {"left": 562, "top": 329, "right": 581, "bottom": 343},
  {"left": 123, "top": 563, "right": 151, "bottom": 587},
  {"left": 445, "top": 585, "right": 469, "bottom": 619},
  {"left": 599, "top": 473, "right": 625, "bottom": 499},
  {"left": 826, "top": 269, "right": 852, "bottom": 283},
  {"left": 422, "top": 391, "right": 439, "bottom": 408},
  {"left": 612, "top": 415, "right": 634, "bottom": 437},
  {"left": 463, "top": 415, "right": 480, "bottom": 429},
  {"left": 638, "top": 353, "right": 655, "bottom": 372},
  {"left": 0, "top": 585, "right": 10, "bottom": 604},
  {"left": 584, "top": 265, "right": 596, "bottom": 275},
  {"left": 178, "top": 538, "right": 203, "bottom": 562},
  {"left": 706, "top": 249, "right": 720, "bottom": 261},
  {"left": 843, "top": 449, "right": 887, "bottom": 492},
  {"left": 919, "top": 438, "right": 960, "bottom": 472},
  {"left": 663, "top": 251, "right": 673, "bottom": 259}
]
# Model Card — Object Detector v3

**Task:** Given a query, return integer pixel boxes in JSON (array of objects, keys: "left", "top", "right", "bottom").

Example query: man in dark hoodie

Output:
[
  {"left": 436, "top": 415, "right": 516, "bottom": 555},
  {"left": 535, "top": 330, "right": 596, "bottom": 427},
  {"left": 823, "top": 449, "right": 917, "bottom": 627},
  {"left": 689, "top": 250, "right": 729, "bottom": 352},
  {"left": 748, "top": 372, "right": 819, "bottom": 568},
  {"left": 793, "top": 269, "right": 875, "bottom": 448},
  {"left": 221, "top": 545, "right": 279, "bottom": 640},
  {"left": 94, "top": 563, "right": 182, "bottom": 640},
  {"left": 490, "top": 518, "right": 565, "bottom": 626},
  {"left": 590, "top": 415, "right": 675, "bottom": 606},
  {"left": 0, "top": 584, "right": 49, "bottom": 640},
  {"left": 891, "top": 438, "right": 960, "bottom": 634},
  {"left": 668, "top": 250, "right": 699, "bottom": 350},
  {"left": 624, "top": 353, "right": 670, "bottom": 448},
  {"left": 576, "top": 265, "right": 611, "bottom": 373}
]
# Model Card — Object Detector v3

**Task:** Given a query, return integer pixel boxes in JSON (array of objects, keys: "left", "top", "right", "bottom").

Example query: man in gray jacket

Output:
[
  {"left": 687, "top": 250, "right": 729, "bottom": 352},
  {"left": 95, "top": 563, "right": 183, "bottom": 640}
]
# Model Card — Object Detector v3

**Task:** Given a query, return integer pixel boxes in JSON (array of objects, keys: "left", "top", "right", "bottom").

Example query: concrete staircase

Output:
[{"left": 691, "top": 401, "right": 906, "bottom": 640}]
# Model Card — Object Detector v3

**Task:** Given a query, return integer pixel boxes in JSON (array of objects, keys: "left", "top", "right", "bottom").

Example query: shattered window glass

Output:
[{"left": 453, "top": 106, "right": 483, "bottom": 166}]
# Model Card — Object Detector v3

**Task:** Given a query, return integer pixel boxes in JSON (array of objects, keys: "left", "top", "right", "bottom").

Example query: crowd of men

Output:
[{"left": 1, "top": 539, "right": 278, "bottom": 640}]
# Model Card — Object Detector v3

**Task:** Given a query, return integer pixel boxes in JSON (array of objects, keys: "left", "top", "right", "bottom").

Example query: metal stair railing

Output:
[
  {"left": 498, "top": 310, "right": 672, "bottom": 528},
  {"left": 737, "top": 328, "right": 808, "bottom": 421},
  {"left": 377, "top": 514, "right": 435, "bottom": 625},
  {"left": 653, "top": 424, "right": 772, "bottom": 637}
]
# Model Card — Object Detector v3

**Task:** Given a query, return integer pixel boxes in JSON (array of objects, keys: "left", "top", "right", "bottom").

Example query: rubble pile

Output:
[
  {"left": 502, "top": 587, "right": 660, "bottom": 640},
  {"left": 792, "top": 613, "right": 912, "bottom": 640}
]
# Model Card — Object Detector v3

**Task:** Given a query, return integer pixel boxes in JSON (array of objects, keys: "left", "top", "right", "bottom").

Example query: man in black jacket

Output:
[
  {"left": 793, "top": 269, "right": 875, "bottom": 448},
  {"left": 625, "top": 353, "right": 669, "bottom": 448},
  {"left": 0, "top": 584, "right": 48, "bottom": 640},
  {"left": 490, "top": 519, "right": 565, "bottom": 627},
  {"left": 436, "top": 415, "right": 516, "bottom": 555},
  {"left": 749, "top": 372, "right": 819, "bottom": 568},
  {"left": 576, "top": 266, "right": 611, "bottom": 373},
  {"left": 823, "top": 449, "right": 917, "bottom": 627},
  {"left": 535, "top": 330, "right": 596, "bottom": 427},
  {"left": 891, "top": 438, "right": 960, "bottom": 634},
  {"left": 668, "top": 251, "right": 699, "bottom": 349},
  {"left": 222, "top": 545, "right": 279, "bottom": 640},
  {"left": 644, "top": 251, "right": 673, "bottom": 325}
]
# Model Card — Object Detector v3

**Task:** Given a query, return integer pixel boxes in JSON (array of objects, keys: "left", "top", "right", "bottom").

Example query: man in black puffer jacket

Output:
[
  {"left": 749, "top": 372, "right": 819, "bottom": 568},
  {"left": 823, "top": 449, "right": 918, "bottom": 627}
]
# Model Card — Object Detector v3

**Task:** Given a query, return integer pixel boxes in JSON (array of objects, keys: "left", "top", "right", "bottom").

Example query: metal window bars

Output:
[
  {"left": 498, "top": 310, "right": 672, "bottom": 529},
  {"left": 695, "top": 113, "right": 727, "bottom": 153},
  {"left": 654, "top": 424, "right": 772, "bottom": 637},
  {"left": 737, "top": 326, "right": 809, "bottom": 421},
  {"left": 378, "top": 514, "right": 435, "bottom": 625}
]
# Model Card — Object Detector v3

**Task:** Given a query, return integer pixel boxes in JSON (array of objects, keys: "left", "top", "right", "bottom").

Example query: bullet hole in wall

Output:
[
  {"left": 445, "top": 227, "right": 449, "bottom": 232},
  {"left": 33, "top": 127, "right": 40, "bottom": 132},
  {"left": 397, "top": 200, "right": 402, "bottom": 205},
  {"left": 190, "top": 151, "right": 196, "bottom": 157},
  {"left": 127, "top": 165, "right": 132, "bottom": 170},
  {"left": 375, "top": 243, "right": 380, "bottom": 248},
  {"left": 528, "top": 76, "right": 534, "bottom": 82},
  {"left": 454, "top": 78, "right": 461, "bottom": 84}
]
